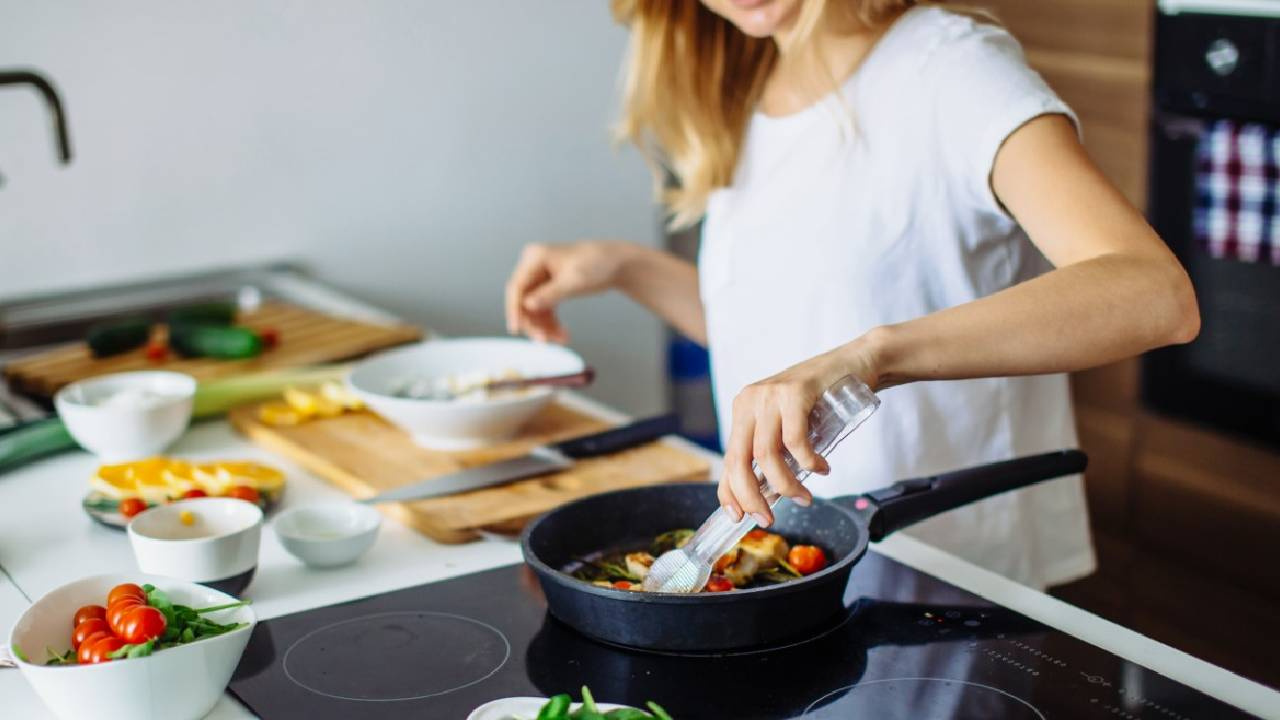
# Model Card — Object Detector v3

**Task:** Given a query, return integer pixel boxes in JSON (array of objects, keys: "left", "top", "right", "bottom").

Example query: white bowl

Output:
[
  {"left": 8, "top": 572, "right": 256, "bottom": 720},
  {"left": 467, "top": 697, "right": 635, "bottom": 720},
  {"left": 55, "top": 371, "right": 196, "bottom": 461},
  {"left": 128, "top": 498, "right": 263, "bottom": 596},
  {"left": 348, "top": 338, "right": 585, "bottom": 449},
  {"left": 272, "top": 503, "right": 381, "bottom": 568}
]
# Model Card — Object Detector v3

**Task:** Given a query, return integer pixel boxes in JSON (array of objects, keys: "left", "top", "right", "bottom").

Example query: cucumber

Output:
[
  {"left": 86, "top": 317, "right": 151, "bottom": 357},
  {"left": 167, "top": 301, "right": 236, "bottom": 326},
  {"left": 169, "top": 323, "right": 262, "bottom": 359}
]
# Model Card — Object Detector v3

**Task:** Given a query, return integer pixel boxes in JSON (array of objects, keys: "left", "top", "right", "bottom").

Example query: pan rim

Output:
[{"left": 519, "top": 483, "right": 868, "bottom": 602}]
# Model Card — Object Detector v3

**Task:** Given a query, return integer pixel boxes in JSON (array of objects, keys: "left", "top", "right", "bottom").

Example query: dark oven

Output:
[{"left": 1143, "top": 2, "right": 1280, "bottom": 449}]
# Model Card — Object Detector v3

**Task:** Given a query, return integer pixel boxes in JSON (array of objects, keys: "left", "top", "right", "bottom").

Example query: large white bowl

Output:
[
  {"left": 55, "top": 371, "right": 196, "bottom": 461},
  {"left": 348, "top": 338, "right": 586, "bottom": 449},
  {"left": 8, "top": 573, "right": 256, "bottom": 720}
]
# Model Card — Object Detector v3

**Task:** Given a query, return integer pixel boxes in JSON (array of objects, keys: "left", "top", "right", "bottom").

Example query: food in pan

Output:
[{"left": 569, "top": 528, "right": 828, "bottom": 592}]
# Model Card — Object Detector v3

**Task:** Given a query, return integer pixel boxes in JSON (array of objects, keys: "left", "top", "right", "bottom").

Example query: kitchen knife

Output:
[{"left": 358, "top": 413, "right": 680, "bottom": 504}]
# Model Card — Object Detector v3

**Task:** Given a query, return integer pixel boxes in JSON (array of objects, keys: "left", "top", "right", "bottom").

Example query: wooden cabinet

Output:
[{"left": 978, "top": 0, "right": 1280, "bottom": 687}]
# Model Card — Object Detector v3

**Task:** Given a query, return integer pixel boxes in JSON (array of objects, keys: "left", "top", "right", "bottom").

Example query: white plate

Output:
[{"left": 467, "top": 696, "right": 635, "bottom": 720}]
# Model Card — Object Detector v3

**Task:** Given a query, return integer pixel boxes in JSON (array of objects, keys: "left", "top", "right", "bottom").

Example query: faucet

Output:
[{"left": 0, "top": 69, "right": 73, "bottom": 182}]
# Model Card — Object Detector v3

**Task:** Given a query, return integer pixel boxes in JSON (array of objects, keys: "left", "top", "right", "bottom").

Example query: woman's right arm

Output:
[{"left": 505, "top": 241, "right": 706, "bottom": 345}]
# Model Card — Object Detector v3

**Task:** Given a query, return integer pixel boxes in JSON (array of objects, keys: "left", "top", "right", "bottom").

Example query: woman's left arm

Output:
[{"left": 720, "top": 115, "right": 1200, "bottom": 526}]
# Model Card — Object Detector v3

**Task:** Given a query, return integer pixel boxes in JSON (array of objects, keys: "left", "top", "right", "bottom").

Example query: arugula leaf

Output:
[
  {"left": 44, "top": 646, "right": 75, "bottom": 665},
  {"left": 10, "top": 644, "right": 28, "bottom": 663},
  {"left": 646, "top": 702, "right": 674, "bottom": 720},
  {"left": 109, "top": 639, "right": 155, "bottom": 660},
  {"left": 603, "top": 710, "right": 653, "bottom": 720}
]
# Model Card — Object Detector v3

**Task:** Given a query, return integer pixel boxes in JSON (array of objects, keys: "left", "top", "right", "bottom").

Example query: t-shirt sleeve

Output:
[{"left": 925, "top": 19, "right": 1080, "bottom": 218}]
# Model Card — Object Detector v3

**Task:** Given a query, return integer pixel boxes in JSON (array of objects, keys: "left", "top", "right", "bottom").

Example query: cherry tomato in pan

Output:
[
  {"left": 225, "top": 485, "right": 260, "bottom": 504},
  {"left": 182, "top": 488, "right": 208, "bottom": 499},
  {"left": 787, "top": 545, "right": 828, "bottom": 575},
  {"left": 77, "top": 632, "right": 111, "bottom": 664},
  {"left": 705, "top": 575, "right": 734, "bottom": 592},
  {"left": 107, "top": 583, "right": 146, "bottom": 606},
  {"left": 86, "top": 635, "right": 126, "bottom": 663},
  {"left": 72, "top": 604, "right": 107, "bottom": 627},
  {"left": 745, "top": 529, "right": 769, "bottom": 540},
  {"left": 118, "top": 605, "right": 167, "bottom": 644},
  {"left": 119, "top": 497, "right": 148, "bottom": 518},
  {"left": 72, "top": 618, "right": 112, "bottom": 650},
  {"left": 612, "top": 581, "right": 633, "bottom": 590}
]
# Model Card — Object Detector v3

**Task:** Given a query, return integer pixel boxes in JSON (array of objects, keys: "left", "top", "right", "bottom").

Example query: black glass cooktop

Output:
[{"left": 229, "top": 553, "right": 1259, "bottom": 719}]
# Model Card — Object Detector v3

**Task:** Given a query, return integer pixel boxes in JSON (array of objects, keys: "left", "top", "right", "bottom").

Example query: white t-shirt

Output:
[{"left": 699, "top": 6, "right": 1096, "bottom": 590}]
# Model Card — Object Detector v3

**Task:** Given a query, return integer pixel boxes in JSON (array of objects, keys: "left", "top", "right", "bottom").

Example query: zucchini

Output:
[
  {"left": 169, "top": 323, "right": 262, "bottom": 359},
  {"left": 167, "top": 302, "right": 236, "bottom": 326},
  {"left": 86, "top": 317, "right": 151, "bottom": 357}
]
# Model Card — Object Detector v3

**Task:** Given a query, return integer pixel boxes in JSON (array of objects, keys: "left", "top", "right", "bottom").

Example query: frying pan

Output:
[{"left": 521, "top": 450, "right": 1086, "bottom": 653}]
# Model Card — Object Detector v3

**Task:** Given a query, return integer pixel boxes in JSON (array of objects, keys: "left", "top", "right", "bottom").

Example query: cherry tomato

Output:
[
  {"left": 182, "top": 488, "right": 208, "bottom": 499},
  {"left": 72, "top": 604, "right": 107, "bottom": 627},
  {"left": 745, "top": 529, "right": 769, "bottom": 540},
  {"left": 612, "top": 581, "right": 633, "bottom": 590},
  {"left": 259, "top": 328, "right": 280, "bottom": 349},
  {"left": 107, "top": 583, "right": 146, "bottom": 606},
  {"left": 144, "top": 342, "right": 168, "bottom": 363},
  {"left": 119, "top": 605, "right": 167, "bottom": 644},
  {"left": 705, "top": 575, "right": 734, "bottom": 592},
  {"left": 225, "top": 485, "right": 260, "bottom": 504},
  {"left": 108, "top": 599, "right": 144, "bottom": 635},
  {"left": 119, "top": 497, "right": 148, "bottom": 518},
  {"left": 87, "top": 635, "right": 126, "bottom": 663},
  {"left": 787, "top": 545, "right": 828, "bottom": 575},
  {"left": 72, "top": 618, "right": 112, "bottom": 649},
  {"left": 77, "top": 632, "right": 111, "bottom": 664},
  {"left": 713, "top": 549, "right": 739, "bottom": 572}
]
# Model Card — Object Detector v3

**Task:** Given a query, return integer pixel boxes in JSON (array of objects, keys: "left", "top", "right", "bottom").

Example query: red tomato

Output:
[
  {"left": 144, "top": 342, "right": 168, "bottom": 363},
  {"left": 107, "top": 583, "right": 146, "bottom": 606},
  {"left": 72, "top": 604, "right": 107, "bottom": 627},
  {"left": 86, "top": 636, "right": 126, "bottom": 663},
  {"left": 119, "top": 497, "right": 148, "bottom": 518},
  {"left": 77, "top": 632, "right": 111, "bottom": 664},
  {"left": 226, "top": 485, "right": 260, "bottom": 504},
  {"left": 787, "top": 545, "right": 828, "bottom": 575},
  {"left": 182, "top": 488, "right": 208, "bottom": 499},
  {"left": 612, "top": 581, "right": 632, "bottom": 590},
  {"left": 72, "top": 618, "right": 112, "bottom": 650},
  {"left": 108, "top": 599, "right": 144, "bottom": 635},
  {"left": 745, "top": 529, "right": 769, "bottom": 540},
  {"left": 705, "top": 575, "right": 734, "bottom": 592},
  {"left": 119, "top": 605, "right": 167, "bottom": 644},
  {"left": 259, "top": 328, "right": 280, "bottom": 349}
]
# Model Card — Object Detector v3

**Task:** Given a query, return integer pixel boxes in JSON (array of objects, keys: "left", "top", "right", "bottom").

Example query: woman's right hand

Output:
[{"left": 505, "top": 241, "right": 633, "bottom": 343}]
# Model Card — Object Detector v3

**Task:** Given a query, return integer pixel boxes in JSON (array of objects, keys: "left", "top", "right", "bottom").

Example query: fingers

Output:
[
  {"left": 780, "top": 396, "right": 828, "bottom": 479},
  {"left": 505, "top": 244, "right": 549, "bottom": 335},
  {"left": 719, "top": 407, "right": 755, "bottom": 523},
  {"left": 505, "top": 244, "right": 570, "bottom": 342}
]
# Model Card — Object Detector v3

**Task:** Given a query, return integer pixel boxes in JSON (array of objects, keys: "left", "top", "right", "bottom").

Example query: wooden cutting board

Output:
[
  {"left": 3, "top": 302, "right": 424, "bottom": 397},
  {"left": 227, "top": 401, "right": 711, "bottom": 543}
]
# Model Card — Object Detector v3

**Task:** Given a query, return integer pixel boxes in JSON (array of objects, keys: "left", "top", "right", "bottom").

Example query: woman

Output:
[{"left": 504, "top": 0, "right": 1199, "bottom": 590}]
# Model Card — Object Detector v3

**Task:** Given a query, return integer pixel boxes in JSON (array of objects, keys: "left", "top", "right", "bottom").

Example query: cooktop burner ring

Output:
[
  {"left": 594, "top": 606, "right": 858, "bottom": 658},
  {"left": 280, "top": 610, "right": 511, "bottom": 702},
  {"left": 802, "top": 677, "right": 1047, "bottom": 719}
]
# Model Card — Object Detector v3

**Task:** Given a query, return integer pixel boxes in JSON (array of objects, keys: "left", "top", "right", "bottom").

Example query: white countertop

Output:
[{"left": 2, "top": 395, "right": 1277, "bottom": 720}]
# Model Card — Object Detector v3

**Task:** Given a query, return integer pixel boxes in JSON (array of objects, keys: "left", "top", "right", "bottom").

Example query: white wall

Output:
[{"left": 0, "top": 1, "right": 668, "bottom": 414}]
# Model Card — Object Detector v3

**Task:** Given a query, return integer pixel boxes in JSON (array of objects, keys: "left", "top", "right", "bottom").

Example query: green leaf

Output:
[
  {"left": 603, "top": 709, "right": 653, "bottom": 719},
  {"left": 43, "top": 646, "right": 75, "bottom": 665},
  {"left": 180, "top": 626, "right": 195, "bottom": 643},
  {"left": 194, "top": 600, "right": 248, "bottom": 615},
  {"left": 536, "top": 694, "right": 572, "bottom": 720},
  {"left": 10, "top": 644, "right": 29, "bottom": 663},
  {"left": 646, "top": 702, "right": 674, "bottom": 720},
  {"left": 581, "top": 686, "right": 599, "bottom": 713}
]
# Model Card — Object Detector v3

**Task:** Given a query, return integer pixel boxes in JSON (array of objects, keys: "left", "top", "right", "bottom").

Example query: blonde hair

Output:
[{"left": 612, "top": 0, "right": 925, "bottom": 228}]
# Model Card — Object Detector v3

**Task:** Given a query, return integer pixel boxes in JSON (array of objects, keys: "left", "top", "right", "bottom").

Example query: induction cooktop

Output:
[{"left": 229, "top": 553, "right": 1259, "bottom": 719}]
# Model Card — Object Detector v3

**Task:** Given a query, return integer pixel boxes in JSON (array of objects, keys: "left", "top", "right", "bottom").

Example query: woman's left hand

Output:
[{"left": 719, "top": 336, "right": 883, "bottom": 527}]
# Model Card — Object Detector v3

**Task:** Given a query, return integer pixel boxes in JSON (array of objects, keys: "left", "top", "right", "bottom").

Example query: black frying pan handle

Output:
[
  {"left": 864, "top": 450, "right": 1087, "bottom": 542},
  {"left": 550, "top": 413, "right": 680, "bottom": 459}
]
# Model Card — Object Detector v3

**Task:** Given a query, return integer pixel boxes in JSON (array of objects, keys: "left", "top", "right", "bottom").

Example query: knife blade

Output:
[{"left": 359, "top": 413, "right": 680, "bottom": 505}]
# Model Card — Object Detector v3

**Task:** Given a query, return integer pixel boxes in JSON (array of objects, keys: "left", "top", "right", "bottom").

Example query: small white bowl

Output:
[
  {"left": 348, "top": 337, "right": 585, "bottom": 449},
  {"left": 128, "top": 498, "right": 263, "bottom": 596},
  {"left": 55, "top": 370, "right": 196, "bottom": 461},
  {"left": 466, "top": 697, "right": 635, "bottom": 720},
  {"left": 273, "top": 503, "right": 381, "bottom": 568},
  {"left": 9, "top": 572, "right": 255, "bottom": 720}
]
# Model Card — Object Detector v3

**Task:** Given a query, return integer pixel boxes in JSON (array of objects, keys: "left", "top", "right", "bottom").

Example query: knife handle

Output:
[{"left": 552, "top": 413, "right": 681, "bottom": 459}]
